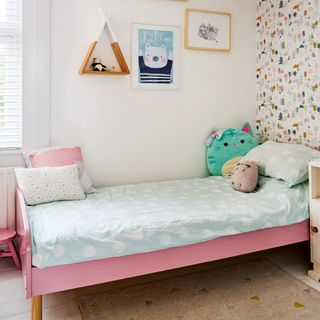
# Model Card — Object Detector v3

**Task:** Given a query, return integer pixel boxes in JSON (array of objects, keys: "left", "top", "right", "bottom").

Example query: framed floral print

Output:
[{"left": 185, "top": 9, "right": 231, "bottom": 52}]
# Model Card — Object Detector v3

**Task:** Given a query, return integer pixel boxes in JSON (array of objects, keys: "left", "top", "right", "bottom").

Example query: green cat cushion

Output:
[{"left": 206, "top": 122, "right": 258, "bottom": 176}]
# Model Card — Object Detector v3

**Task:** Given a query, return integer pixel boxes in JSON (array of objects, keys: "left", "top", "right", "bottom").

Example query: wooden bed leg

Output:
[
  {"left": 308, "top": 263, "right": 320, "bottom": 282},
  {"left": 32, "top": 296, "right": 42, "bottom": 320}
]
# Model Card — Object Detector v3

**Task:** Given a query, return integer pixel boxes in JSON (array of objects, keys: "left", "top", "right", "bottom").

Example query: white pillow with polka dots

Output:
[
  {"left": 242, "top": 141, "right": 320, "bottom": 187},
  {"left": 15, "top": 164, "right": 86, "bottom": 205}
]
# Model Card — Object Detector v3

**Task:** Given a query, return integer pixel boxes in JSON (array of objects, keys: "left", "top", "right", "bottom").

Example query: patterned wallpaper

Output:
[{"left": 256, "top": 0, "right": 320, "bottom": 149}]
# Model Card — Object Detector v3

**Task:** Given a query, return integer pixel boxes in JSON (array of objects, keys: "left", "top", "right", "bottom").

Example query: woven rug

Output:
[{"left": 77, "top": 259, "right": 320, "bottom": 320}]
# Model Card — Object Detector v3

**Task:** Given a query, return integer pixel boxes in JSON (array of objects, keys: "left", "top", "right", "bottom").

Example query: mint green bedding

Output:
[{"left": 27, "top": 176, "right": 309, "bottom": 269}]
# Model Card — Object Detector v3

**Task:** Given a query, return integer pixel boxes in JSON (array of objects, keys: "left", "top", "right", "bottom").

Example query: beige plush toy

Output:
[{"left": 232, "top": 160, "right": 258, "bottom": 193}]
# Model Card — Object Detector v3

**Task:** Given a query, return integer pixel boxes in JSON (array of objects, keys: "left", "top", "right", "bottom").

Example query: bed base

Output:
[{"left": 16, "top": 189, "right": 310, "bottom": 320}]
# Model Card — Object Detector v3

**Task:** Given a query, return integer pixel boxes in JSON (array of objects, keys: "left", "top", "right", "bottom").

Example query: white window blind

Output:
[{"left": 0, "top": 0, "right": 22, "bottom": 149}]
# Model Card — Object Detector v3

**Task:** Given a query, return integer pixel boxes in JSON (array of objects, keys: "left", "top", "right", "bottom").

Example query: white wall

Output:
[{"left": 50, "top": 0, "right": 256, "bottom": 187}]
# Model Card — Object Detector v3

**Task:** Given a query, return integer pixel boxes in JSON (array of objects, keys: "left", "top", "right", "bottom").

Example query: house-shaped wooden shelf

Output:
[{"left": 79, "top": 15, "right": 130, "bottom": 76}]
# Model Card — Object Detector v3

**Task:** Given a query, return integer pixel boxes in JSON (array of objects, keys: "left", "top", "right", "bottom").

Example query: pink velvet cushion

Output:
[
  {"left": 29, "top": 147, "right": 83, "bottom": 168},
  {"left": 27, "top": 146, "right": 95, "bottom": 193}
]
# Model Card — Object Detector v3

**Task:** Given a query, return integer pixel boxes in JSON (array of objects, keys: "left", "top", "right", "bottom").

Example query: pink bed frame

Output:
[{"left": 16, "top": 189, "right": 310, "bottom": 319}]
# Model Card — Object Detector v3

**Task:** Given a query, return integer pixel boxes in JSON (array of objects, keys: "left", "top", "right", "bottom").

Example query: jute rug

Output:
[{"left": 77, "top": 259, "right": 320, "bottom": 320}]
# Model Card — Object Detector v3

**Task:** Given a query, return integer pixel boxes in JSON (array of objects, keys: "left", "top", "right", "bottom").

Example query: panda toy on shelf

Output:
[{"left": 90, "top": 58, "right": 107, "bottom": 72}]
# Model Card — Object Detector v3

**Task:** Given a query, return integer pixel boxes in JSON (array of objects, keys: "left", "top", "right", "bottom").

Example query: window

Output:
[{"left": 0, "top": 0, "right": 22, "bottom": 150}]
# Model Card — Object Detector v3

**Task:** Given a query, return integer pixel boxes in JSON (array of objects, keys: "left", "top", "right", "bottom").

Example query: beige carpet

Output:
[{"left": 77, "top": 259, "right": 320, "bottom": 320}]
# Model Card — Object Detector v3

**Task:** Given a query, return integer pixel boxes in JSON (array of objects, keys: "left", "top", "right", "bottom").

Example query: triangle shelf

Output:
[{"left": 79, "top": 16, "right": 130, "bottom": 76}]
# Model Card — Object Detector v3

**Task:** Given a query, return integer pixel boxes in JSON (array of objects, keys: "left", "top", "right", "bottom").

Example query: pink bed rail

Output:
[
  {"left": 16, "top": 189, "right": 310, "bottom": 299},
  {"left": 16, "top": 189, "right": 32, "bottom": 298}
]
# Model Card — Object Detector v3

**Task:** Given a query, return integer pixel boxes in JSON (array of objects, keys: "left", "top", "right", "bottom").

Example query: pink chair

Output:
[{"left": 0, "top": 229, "right": 21, "bottom": 270}]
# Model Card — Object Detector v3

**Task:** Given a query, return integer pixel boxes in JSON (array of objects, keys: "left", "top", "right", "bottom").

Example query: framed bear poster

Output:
[{"left": 131, "top": 24, "right": 181, "bottom": 90}]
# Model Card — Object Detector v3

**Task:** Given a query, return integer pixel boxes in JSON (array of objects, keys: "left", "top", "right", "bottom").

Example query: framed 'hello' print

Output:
[{"left": 131, "top": 23, "right": 181, "bottom": 90}]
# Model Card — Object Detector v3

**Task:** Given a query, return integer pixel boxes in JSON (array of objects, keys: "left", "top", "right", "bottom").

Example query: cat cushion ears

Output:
[
  {"left": 206, "top": 122, "right": 258, "bottom": 176},
  {"left": 241, "top": 122, "right": 254, "bottom": 136}
]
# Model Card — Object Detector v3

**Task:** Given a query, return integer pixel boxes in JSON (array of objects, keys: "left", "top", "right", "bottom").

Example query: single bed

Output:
[{"left": 17, "top": 176, "right": 310, "bottom": 320}]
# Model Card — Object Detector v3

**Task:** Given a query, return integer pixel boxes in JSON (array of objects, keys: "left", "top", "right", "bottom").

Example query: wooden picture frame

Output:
[{"left": 184, "top": 8, "right": 231, "bottom": 52}]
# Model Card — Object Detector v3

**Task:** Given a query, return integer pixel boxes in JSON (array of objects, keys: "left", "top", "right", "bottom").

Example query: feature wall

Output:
[
  {"left": 50, "top": 0, "right": 256, "bottom": 186},
  {"left": 256, "top": 0, "right": 320, "bottom": 149}
]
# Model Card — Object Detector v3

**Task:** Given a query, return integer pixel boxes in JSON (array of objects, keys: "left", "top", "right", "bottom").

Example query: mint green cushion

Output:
[{"left": 242, "top": 141, "right": 320, "bottom": 187}]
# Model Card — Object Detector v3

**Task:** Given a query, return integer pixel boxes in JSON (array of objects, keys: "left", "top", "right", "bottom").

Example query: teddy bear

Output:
[
  {"left": 138, "top": 43, "right": 173, "bottom": 84},
  {"left": 232, "top": 160, "right": 258, "bottom": 193}
]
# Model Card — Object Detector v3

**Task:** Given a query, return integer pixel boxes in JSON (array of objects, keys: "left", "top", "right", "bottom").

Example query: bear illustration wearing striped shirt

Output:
[{"left": 139, "top": 43, "right": 173, "bottom": 84}]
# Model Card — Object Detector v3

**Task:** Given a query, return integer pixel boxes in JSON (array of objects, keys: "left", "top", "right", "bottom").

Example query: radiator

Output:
[{"left": 0, "top": 168, "right": 16, "bottom": 229}]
